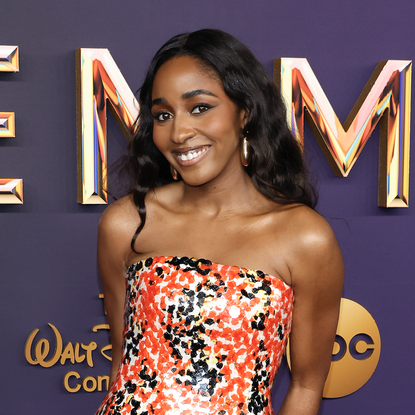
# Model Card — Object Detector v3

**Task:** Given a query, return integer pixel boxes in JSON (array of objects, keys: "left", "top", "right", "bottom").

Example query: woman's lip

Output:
[
  {"left": 172, "top": 145, "right": 211, "bottom": 166},
  {"left": 171, "top": 145, "right": 210, "bottom": 154}
]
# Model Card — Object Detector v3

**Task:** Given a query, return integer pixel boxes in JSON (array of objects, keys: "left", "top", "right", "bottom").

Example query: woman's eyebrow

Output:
[
  {"left": 151, "top": 89, "right": 217, "bottom": 107},
  {"left": 151, "top": 97, "right": 167, "bottom": 107},
  {"left": 181, "top": 89, "right": 218, "bottom": 99}
]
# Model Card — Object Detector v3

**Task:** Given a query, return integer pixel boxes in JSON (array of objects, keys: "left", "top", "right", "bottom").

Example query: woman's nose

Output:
[{"left": 169, "top": 113, "right": 195, "bottom": 144}]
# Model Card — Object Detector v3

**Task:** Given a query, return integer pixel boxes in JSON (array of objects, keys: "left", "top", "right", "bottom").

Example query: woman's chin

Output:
[
  {"left": 179, "top": 171, "right": 214, "bottom": 188},
  {"left": 181, "top": 178, "right": 210, "bottom": 188}
]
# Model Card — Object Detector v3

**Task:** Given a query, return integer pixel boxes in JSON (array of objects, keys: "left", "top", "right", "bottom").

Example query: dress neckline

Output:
[{"left": 126, "top": 255, "right": 292, "bottom": 290}]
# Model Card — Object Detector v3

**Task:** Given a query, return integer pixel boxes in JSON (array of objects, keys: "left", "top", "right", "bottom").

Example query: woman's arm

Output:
[
  {"left": 278, "top": 211, "right": 344, "bottom": 415},
  {"left": 97, "top": 200, "right": 136, "bottom": 386}
]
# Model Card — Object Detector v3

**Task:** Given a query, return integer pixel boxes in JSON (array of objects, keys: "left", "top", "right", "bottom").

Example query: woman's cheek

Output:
[{"left": 152, "top": 127, "right": 169, "bottom": 153}]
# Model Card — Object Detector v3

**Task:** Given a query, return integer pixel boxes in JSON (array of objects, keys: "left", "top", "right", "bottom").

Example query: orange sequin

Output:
[{"left": 97, "top": 256, "right": 293, "bottom": 415}]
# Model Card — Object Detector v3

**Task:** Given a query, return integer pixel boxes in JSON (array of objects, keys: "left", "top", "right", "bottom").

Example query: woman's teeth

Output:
[{"left": 176, "top": 147, "right": 207, "bottom": 161}]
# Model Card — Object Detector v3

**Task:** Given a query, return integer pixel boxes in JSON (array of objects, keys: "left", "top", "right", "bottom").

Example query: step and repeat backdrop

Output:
[{"left": 1, "top": 0, "right": 414, "bottom": 414}]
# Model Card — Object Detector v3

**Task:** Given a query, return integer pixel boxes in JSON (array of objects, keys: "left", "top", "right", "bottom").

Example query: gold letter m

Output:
[{"left": 275, "top": 59, "right": 412, "bottom": 207}]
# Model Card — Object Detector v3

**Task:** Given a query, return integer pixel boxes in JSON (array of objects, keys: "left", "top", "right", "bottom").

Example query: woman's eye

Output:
[
  {"left": 191, "top": 105, "right": 211, "bottom": 114},
  {"left": 154, "top": 112, "right": 172, "bottom": 122}
]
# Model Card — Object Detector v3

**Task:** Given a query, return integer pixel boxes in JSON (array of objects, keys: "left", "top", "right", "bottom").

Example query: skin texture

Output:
[{"left": 98, "top": 56, "right": 344, "bottom": 414}]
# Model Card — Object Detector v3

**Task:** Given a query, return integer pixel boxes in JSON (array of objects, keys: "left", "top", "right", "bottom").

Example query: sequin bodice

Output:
[{"left": 97, "top": 256, "right": 293, "bottom": 415}]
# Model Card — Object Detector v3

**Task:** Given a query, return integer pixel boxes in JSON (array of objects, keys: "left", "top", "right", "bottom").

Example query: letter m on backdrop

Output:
[
  {"left": 275, "top": 59, "right": 412, "bottom": 207},
  {"left": 76, "top": 49, "right": 139, "bottom": 204}
]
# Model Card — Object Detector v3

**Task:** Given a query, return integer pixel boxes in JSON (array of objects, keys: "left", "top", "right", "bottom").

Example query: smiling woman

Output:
[
  {"left": 151, "top": 56, "right": 246, "bottom": 188},
  {"left": 95, "top": 29, "right": 344, "bottom": 415}
]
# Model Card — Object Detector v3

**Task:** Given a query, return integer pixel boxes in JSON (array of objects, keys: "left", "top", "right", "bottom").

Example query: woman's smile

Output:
[{"left": 172, "top": 145, "right": 211, "bottom": 166}]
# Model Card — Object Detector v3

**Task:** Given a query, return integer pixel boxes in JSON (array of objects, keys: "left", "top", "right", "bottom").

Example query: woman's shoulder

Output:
[
  {"left": 267, "top": 203, "right": 340, "bottom": 266},
  {"left": 274, "top": 204, "right": 343, "bottom": 286},
  {"left": 98, "top": 195, "right": 141, "bottom": 244},
  {"left": 97, "top": 196, "right": 140, "bottom": 267},
  {"left": 100, "top": 194, "right": 138, "bottom": 224},
  {"left": 273, "top": 203, "right": 335, "bottom": 242}
]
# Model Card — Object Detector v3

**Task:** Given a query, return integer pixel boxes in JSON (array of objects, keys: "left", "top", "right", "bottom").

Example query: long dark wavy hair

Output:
[{"left": 126, "top": 29, "right": 317, "bottom": 250}]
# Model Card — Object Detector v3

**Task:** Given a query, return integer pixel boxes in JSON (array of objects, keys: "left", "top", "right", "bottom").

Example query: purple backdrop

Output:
[{"left": 1, "top": 0, "right": 414, "bottom": 413}]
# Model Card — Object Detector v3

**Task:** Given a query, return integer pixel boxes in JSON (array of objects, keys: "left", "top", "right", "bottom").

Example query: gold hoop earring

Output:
[
  {"left": 241, "top": 137, "right": 251, "bottom": 167},
  {"left": 170, "top": 165, "right": 178, "bottom": 180}
]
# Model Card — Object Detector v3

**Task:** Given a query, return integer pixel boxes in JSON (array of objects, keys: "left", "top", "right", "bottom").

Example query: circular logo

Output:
[{"left": 286, "top": 298, "right": 381, "bottom": 398}]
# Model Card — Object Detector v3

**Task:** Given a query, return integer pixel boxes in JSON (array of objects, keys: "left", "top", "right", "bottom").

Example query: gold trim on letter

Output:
[
  {"left": 76, "top": 48, "right": 139, "bottom": 204},
  {"left": 0, "top": 112, "right": 15, "bottom": 137},
  {"left": 0, "top": 46, "right": 19, "bottom": 72},
  {"left": 275, "top": 58, "right": 412, "bottom": 207},
  {"left": 0, "top": 178, "right": 23, "bottom": 204},
  {"left": 0, "top": 47, "right": 21, "bottom": 204}
]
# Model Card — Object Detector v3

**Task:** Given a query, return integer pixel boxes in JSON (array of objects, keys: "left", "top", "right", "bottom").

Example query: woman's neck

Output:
[{"left": 178, "top": 169, "right": 264, "bottom": 217}]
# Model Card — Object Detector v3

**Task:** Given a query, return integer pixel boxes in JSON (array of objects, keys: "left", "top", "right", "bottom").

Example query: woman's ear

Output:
[{"left": 239, "top": 108, "right": 249, "bottom": 130}]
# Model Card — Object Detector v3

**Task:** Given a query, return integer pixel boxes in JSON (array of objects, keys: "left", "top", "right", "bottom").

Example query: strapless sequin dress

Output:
[{"left": 96, "top": 256, "right": 293, "bottom": 415}]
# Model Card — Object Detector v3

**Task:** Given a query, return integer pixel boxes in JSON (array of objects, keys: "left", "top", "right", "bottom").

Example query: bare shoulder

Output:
[
  {"left": 99, "top": 195, "right": 139, "bottom": 235},
  {"left": 98, "top": 195, "right": 140, "bottom": 264},
  {"left": 98, "top": 184, "right": 181, "bottom": 260},
  {"left": 283, "top": 204, "right": 337, "bottom": 248},
  {"left": 274, "top": 204, "right": 344, "bottom": 287}
]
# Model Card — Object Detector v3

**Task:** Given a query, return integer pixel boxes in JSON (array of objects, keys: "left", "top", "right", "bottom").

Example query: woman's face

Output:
[{"left": 151, "top": 56, "right": 247, "bottom": 187}]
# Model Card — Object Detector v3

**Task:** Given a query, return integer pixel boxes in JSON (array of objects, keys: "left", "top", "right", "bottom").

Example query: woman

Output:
[{"left": 96, "top": 29, "right": 343, "bottom": 415}]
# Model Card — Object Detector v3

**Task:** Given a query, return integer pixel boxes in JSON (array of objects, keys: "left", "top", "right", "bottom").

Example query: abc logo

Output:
[
  {"left": 323, "top": 298, "right": 381, "bottom": 398},
  {"left": 287, "top": 298, "right": 381, "bottom": 398}
]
